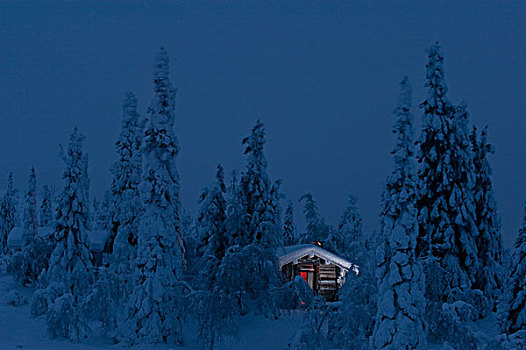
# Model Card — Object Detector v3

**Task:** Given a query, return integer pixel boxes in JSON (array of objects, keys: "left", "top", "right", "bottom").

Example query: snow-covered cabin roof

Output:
[
  {"left": 8, "top": 227, "right": 111, "bottom": 252},
  {"left": 276, "top": 244, "right": 356, "bottom": 272},
  {"left": 7, "top": 226, "right": 54, "bottom": 249}
]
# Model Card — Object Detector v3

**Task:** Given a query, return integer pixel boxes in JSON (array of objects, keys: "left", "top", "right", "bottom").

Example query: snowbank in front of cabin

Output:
[{"left": 0, "top": 273, "right": 305, "bottom": 350}]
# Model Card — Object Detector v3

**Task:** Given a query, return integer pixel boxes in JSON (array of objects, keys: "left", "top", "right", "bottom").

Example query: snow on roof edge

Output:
[{"left": 276, "top": 244, "right": 355, "bottom": 271}]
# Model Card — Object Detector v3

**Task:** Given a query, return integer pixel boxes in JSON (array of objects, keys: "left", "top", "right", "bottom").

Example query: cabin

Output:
[
  {"left": 8, "top": 227, "right": 112, "bottom": 267},
  {"left": 277, "top": 243, "right": 358, "bottom": 302}
]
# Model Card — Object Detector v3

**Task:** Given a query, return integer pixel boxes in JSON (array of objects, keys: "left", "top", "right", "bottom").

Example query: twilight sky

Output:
[{"left": 1, "top": 1, "right": 525, "bottom": 247}]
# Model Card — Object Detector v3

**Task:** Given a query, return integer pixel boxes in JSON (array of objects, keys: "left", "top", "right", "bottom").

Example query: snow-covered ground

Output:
[
  {"left": 0, "top": 274, "right": 305, "bottom": 350},
  {"left": 0, "top": 272, "right": 502, "bottom": 350}
]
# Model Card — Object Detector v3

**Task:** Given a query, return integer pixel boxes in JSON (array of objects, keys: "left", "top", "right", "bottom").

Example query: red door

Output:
[{"left": 300, "top": 271, "right": 308, "bottom": 283}]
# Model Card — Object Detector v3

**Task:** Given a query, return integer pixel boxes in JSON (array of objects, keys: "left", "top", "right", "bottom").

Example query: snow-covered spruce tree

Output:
[
  {"left": 22, "top": 167, "right": 38, "bottom": 245},
  {"left": 80, "top": 152, "right": 90, "bottom": 224},
  {"left": 118, "top": 48, "right": 186, "bottom": 345},
  {"left": 283, "top": 201, "right": 296, "bottom": 246},
  {"left": 226, "top": 170, "right": 243, "bottom": 247},
  {"left": 9, "top": 167, "right": 52, "bottom": 286},
  {"left": 180, "top": 210, "right": 199, "bottom": 275},
  {"left": 194, "top": 165, "right": 239, "bottom": 349},
  {"left": 417, "top": 43, "right": 481, "bottom": 299},
  {"left": 416, "top": 44, "right": 479, "bottom": 348},
  {"left": 222, "top": 120, "right": 282, "bottom": 316},
  {"left": 498, "top": 204, "right": 526, "bottom": 347},
  {"left": 298, "top": 193, "right": 327, "bottom": 245},
  {"left": 309, "top": 194, "right": 373, "bottom": 350},
  {"left": 371, "top": 77, "right": 427, "bottom": 349},
  {"left": 84, "top": 93, "right": 145, "bottom": 338},
  {"left": 449, "top": 102, "right": 480, "bottom": 295},
  {"left": 417, "top": 42, "right": 454, "bottom": 259},
  {"left": 40, "top": 185, "right": 54, "bottom": 227},
  {"left": 328, "top": 194, "right": 363, "bottom": 260},
  {"left": 470, "top": 126, "right": 504, "bottom": 311},
  {"left": 0, "top": 173, "right": 18, "bottom": 254},
  {"left": 329, "top": 242, "right": 376, "bottom": 349},
  {"left": 110, "top": 91, "right": 143, "bottom": 267},
  {"left": 195, "top": 165, "right": 228, "bottom": 259},
  {"left": 239, "top": 121, "right": 282, "bottom": 249},
  {"left": 40, "top": 127, "right": 92, "bottom": 341},
  {"left": 93, "top": 190, "right": 111, "bottom": 231}
]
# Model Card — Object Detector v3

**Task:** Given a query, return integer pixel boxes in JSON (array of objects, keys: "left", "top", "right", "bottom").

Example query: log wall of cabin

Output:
[{"left": 281, "top": 255, "right": 344, "bottom": 302}]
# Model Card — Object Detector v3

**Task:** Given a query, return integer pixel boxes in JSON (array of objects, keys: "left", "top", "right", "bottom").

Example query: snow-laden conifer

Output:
[
  {"left": 239, "top": 120, "right": 282, "bottom": 249},
  {"left": 471, "top": 126, "right": 504, "bottom": 311},
  {"left": 283, "top": 201, "right": 295, "bottom": 246},
  {"left": 298, "top": 193, "right": 327, "bottom": 245},
  {"left": 195, "top": 165, "right": 228, "bottom": 259},
  {"left": 329, "top": 249, "right": 376, "bottom": 349},
  {"left": 226, "top": 170, "right": 243, "bottom": 247},
  {"left": 0, "top": 173, "right": 18, "bottom": 254},
  {"left": 417, "top": 42, "right": 455, "bottom": 260},
  {"left": 372, "top": 77, "right": 427, "bottom": 349},
  {"left": 326, "top": 197, "right": 374, "bottom": 349},
  {"left": 498, "top": 204, "right": 526, "bottom": 346},
  {"left": 194, "top": 165, "right": 239, "bottom": 349},
  {"left": 22, "top": 167, "right": 38, "bottom": 246},
  {"left": 43, "top": 127, "right": 92, "bottom": 341},
  {"left": 9, "top": 167, "right": 53, "bottom": 286},
  {"left": 92, "top": 190, "right": 111, "bottom": 231},
  {"left": 221, "top": 120, "right": 282, "bottom": 316},
  {"left": 328, "top": 194, "right": 363, "bottom": 260},
  {"left": 416, "top": 43, "right": 481, "bottom": 348},
  {"left": 448, "top": 102, "right": 479, "bottom": 290},
  {"left": 110, "top": 91, "right": 143, "bottom": 268},
  {"left": 48, "top": 129, "right": 92, "bottom": 287},
  {"left": 417, "top": 43, "right": 480, "bottom": 302},
  {"left": 40, "top": 185, "right": 54, "bottom": 227},
  {"left": 119, "top": 48, "right": 185, "bottom": 345}
]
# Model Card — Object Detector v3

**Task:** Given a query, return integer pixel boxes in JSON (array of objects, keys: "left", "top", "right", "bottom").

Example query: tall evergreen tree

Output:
[
  {"left": 471, "top": 126, "right": 504, "bottom": 310},
  {"left": 372, "top": 77, "right": 427, "bottom": 349},
  {"left": 119, "top": 48, "right": 185, "bottom": 345},
  {"left": 239, "top": 120, "right": 282, "bottom": 249},
  {"left": 221, "top": 120, "right": 282, "bottom": 316},
  {"left": 416, "top": 43, "right": 479, "bottom": 302},
  {"left": 110, "top": 91, "right": 143, "bottom": 267},
  {"left": 194, "top": 165, "right": 238, "bottom": 349},
  {"left": 196, "top": 165, "right": 228, "bottom": 259},
  {"left": 416, "top": 42, "right": 454, "bottom": 260},
  {"left": 328, "top": 195, "right": 374, "bottom": 349},
  {"left": 416, "top": 43, "right": 481, "bottom": 348},
  {"left": 448, "top": 101, "right": 479, "bottom": 290},
  {"left": 80, "top": 153, "right": 90, "bottom": 227},
  {"left": 225, "top": 170, "right": 243, "bottom": 248},
  {"left": 23, "top": 167, "right": 38, "bottom": 246},
  {"left": 329, "top": 237, "right": 376, "bottom": 350},
  {"left": 93, "top": 190, "right": 111, "bottom": 231},
  {"left": 298, "top": 193, "right": 327, "bottom": 245},
  {"left": 282, "top": 201, "right": 295, "bottom": 246},
  {"left": 328, "top": 194, "right": 363, "bottom": 260},
  {"left": 0, "top": 173, "right": 18, "bottom": 254},
  {"left": 498, "top": 204, "right": 526, "bottom": 347},
  {"left": 40, "top": 185, "right": 54, "bottom": 227},
  {"left": 10, "top": 168, "right": 53, "bottom": 286},
  {"left": 43, "top": 127, "right": 92, "bottom": 340}
]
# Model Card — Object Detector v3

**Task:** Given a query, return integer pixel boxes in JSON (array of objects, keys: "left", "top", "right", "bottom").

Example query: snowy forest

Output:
[{"left": 0, "top": 42, "right": 524, "bottom": 350}]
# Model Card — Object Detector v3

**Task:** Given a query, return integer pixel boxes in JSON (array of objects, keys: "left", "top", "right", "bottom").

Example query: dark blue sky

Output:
[{"left": 1, "top": 1, "right": 525, "bottom": 247}]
